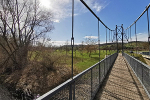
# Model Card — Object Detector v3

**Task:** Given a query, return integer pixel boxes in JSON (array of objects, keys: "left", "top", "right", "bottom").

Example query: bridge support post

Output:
[
  {"left": 116, "top": 25, "right": 118, "bottom": 53},
  {"left": 147, "top": 8, "right": 150, "bottom": 56},
  {"left": 121, "top": 24, "right": 124, "bottom": 55}
]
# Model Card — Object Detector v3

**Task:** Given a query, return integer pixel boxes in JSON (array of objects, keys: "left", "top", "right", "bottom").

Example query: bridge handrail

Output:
[
  {"left": 123, "top": 53, "right": 150, "bottom": 98},
  {"left": 37, "top": 53, "right": 118, "bottom": 100}
]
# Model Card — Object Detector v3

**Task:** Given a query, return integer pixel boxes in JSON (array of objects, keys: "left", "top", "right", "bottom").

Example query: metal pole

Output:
[
  {"left": 147, "top": 8, "right": 150, "bottom": 55},
  {"left": 69, "top": 85, "right": 72, "bottom": 100},
  {"left": 91, "top": 69, "right": 93, "bottom": 98},
  {"left": 109, "top": 29, "right": 110, "bottom": 42},
  {"left": 122, "top": 24, "right": 124, "bottom": 55},
  {"left": 106, "top": 28, "right": 107, "bottom": 56},
  {"left": 109, "top": 29, "right": 110, "bottom": 54},
  {"left": 71, "top": 0, "right": 74, "bottom": 79},
  {"left": 130, "top": 27, "right": 132, "bottom": 52},
  {"left": 135, "top": 22, "right": 137, "bottom": 56},
  {"left": 111, "top": 30, "right": 112, "bottom": 42},
  {"left": 111, "top": 30, "right": 112, "bottom": 54},
  {"left": 71, "top": 0, "right": 74, "bottom": 99},
  {"left": 98, "top": 20, "right": 101, "bottom": 84},
  {"left": 116, "top": 25, "right": 118, "bottom": 53},
  {"left": 128, "top": 28, "right": 129, "bottom": 41},
  {"left": 130, "top": 27, "right": 131, "bottom": 41}
]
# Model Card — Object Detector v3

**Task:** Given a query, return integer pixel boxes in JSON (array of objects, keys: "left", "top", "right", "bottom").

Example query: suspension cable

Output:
[
  {"left": 135, "top": 22, "right": 137, "bottom": 56},
  {"left": 147, "top": 8, "right": 150, "bottom": 55},
  {"left": 126, "top": 3, "right": 150, "bottom": 29},
  {"left": 80, "top": 0, "right": 112, "bottom": 30},
  {"left": 130, "top": 27, "right": 132, "bottom": 51}
]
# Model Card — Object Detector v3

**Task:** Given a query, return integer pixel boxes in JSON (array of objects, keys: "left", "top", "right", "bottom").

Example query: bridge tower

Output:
[{"left": 115, "top": 24, "right": 128, "bottom": 54}]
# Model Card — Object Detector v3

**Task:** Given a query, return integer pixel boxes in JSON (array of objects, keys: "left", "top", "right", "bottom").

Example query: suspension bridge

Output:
[{"left": 36, "top": 0, "right": 150, "bottom": 100}]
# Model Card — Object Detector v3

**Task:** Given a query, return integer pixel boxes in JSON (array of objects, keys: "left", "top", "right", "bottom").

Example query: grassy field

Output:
[
  {"left": 72, "top": 50, "right": 116, "bottom": 71},
  {"left": 29, "top": 49, "right": 117, "bottom": 72},
  {"left": 125, "top": 50, "right": 147, "bottom": 64}
]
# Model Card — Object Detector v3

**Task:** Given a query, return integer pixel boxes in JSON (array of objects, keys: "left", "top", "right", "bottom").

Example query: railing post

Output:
[
  {"left": 142, "top": 65, "right": 144, "bottom": 83},
  {"left": 73, "top": 83, "right": 75, "bottom": 100},
  {"left": 69, "top": 84, "right": 72, "bottom": 100},
  {"left": 98, "top": 20, "right": 101, "bottom": 84},
  {"left": 104, "top": 59, "right": 105, "bottom": 77},
  {"left": 91, "top": 69, "right": 93, "bottom": 99}
]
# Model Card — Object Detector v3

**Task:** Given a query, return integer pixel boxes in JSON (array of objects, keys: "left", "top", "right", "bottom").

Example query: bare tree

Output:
[
  {"left": 65, "top": 40, "right": 69, "bottom": 56},
  {"left": 80, "top": 41, "right": 84, "bottom": 62},
  {"left": 85, "top": 37, "right": 97, "bottom": 57},
  {"left": 0, "top": 0, "right": 54, "bottom": 70}
]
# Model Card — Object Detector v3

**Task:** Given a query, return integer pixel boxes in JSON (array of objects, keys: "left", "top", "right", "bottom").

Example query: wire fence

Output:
[
  {"left": 123, "top": 53, "right": 150, "bottom": 98},
  {"left": 37, "top": 53, "right": 118, "bottom": 100}
]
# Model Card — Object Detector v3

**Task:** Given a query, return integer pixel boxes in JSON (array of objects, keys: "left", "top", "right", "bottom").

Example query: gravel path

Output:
[{"left": 95, "top": 54, "right": 149, "bottom": 100}]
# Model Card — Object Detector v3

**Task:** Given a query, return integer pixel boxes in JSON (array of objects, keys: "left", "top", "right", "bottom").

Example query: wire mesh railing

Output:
[
  {"left": 37, "top": 53, "right": 118, "bottom": 100},
  {"left": 123, "top": 53, "right": 150, "bottom": 98}
]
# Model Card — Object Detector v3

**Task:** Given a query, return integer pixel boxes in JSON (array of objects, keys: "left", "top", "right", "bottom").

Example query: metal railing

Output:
[
  {"left": 123, "top": 53, "right": 150, "bottom": 98},
  {"left": 37, "top": 53, "right": 118, "bottom": 100},
  {"left": 141, "top": 52, "right": 150, "bottom": 56}
]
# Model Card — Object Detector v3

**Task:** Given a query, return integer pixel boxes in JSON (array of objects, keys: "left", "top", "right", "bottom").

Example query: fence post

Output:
[
  {"left": 104, "top": 59, "right": 105, "bottom": 76},
  {"left": 91, "top": 69, "right": 93, "bottom": 99},
  {"left": 73, "top": 83, "right": 75, "bottom": 100},
  {"left": 142, "top": 65, "right": 144, "bottom": 83},
  {"left": 69, "top": 84, "right": 72, "bottom": 100},
  {"left": 98, "top": 20, "right": 101, "bottom": 84}
]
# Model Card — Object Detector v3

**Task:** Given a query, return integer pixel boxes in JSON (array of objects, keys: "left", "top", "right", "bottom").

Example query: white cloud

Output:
[
  {"left": 49, "top": 41, "right": 81, "bottom": 46},
  {"left": 53, "top": 19, "right": 60, "bottom": 23},
  {"left": 38, "top": 0, "right": 107, "bottom": 22},
  {"left": 83, "top": 0, "right": 107, "bottom": 12},
  {"left": 84, "top": 36, "right": 98, "bottom": 39},
  {"left": 50, "top": 41, "right": 69, "bottom": 46},
  {"left": 93, "top": 2, "right": 103, "bottom": 12},
  {"left": 131, "top": 33, "right": 148, "bottom": 41}
]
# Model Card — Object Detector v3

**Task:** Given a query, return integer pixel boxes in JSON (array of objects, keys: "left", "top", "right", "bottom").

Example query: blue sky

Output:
[{"left": 40, "top": 0, "right": 150, "bottom": 46}]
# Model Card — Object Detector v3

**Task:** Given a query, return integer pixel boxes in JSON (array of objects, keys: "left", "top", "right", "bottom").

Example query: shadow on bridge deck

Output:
[{"left": 95, "top": 54, "right": 149, "bottom": 100}]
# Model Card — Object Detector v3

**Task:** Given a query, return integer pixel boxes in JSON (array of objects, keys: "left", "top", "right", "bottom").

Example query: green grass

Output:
[
  {"left": 28, "top": 49, "right": 117, "bottom": 72},
  {"left": 125, "top": 51, "right": 147, "bottom": 64},
  {"left": 72, "top": 50, "right": 116, "bottom": 72}
]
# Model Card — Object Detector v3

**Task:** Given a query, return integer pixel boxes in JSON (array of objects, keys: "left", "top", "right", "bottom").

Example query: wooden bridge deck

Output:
[{"left": 95, "top": 54, "right": 149, "bottom": 100}]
